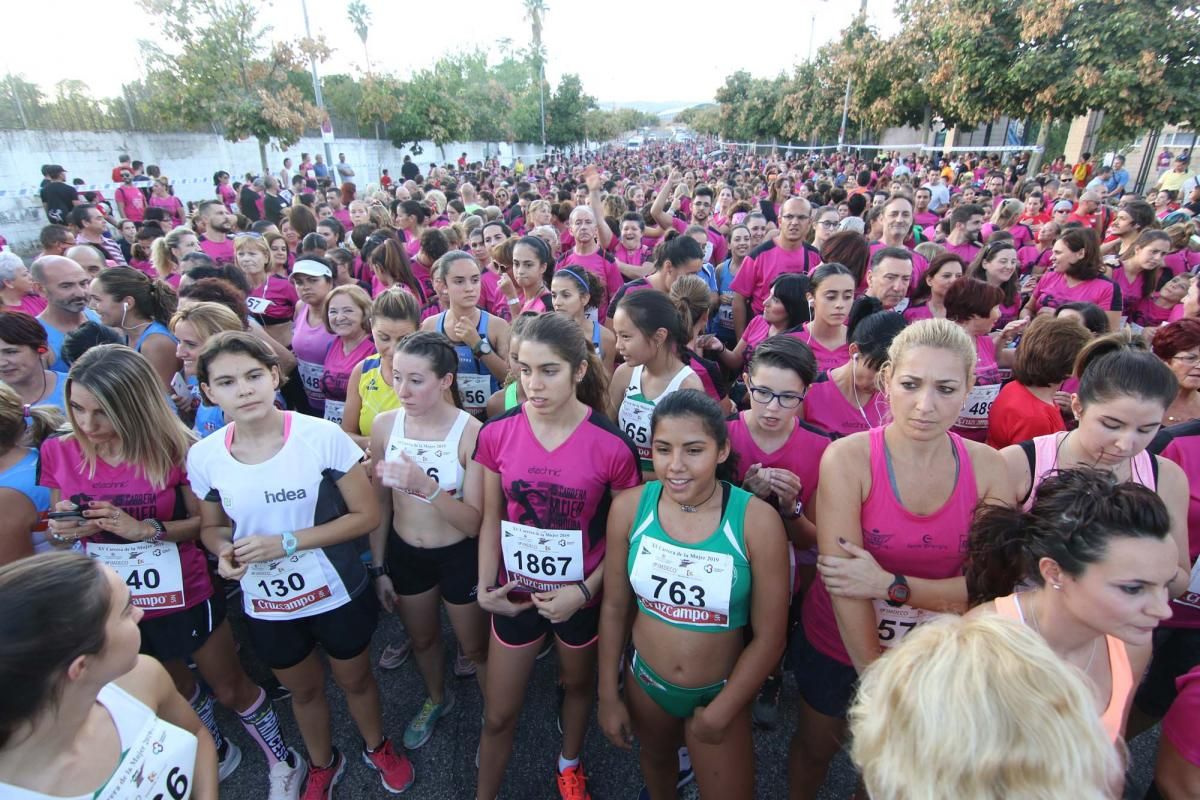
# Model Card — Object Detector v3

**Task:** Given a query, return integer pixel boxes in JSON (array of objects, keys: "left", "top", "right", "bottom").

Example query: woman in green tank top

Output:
[{"left": 598, "top": 389, "right": 790, "bottom": 800}]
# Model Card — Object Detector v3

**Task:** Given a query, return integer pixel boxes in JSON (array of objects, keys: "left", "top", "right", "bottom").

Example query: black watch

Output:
[
  {"left": 474, "top": 339, "right": 494, "bottom": 356},
  {"left": 367, "top": 565, "right": 388, "bottom": 579},
  {"left": 885, "top": 574, "right": 910, "bottom": 607}
]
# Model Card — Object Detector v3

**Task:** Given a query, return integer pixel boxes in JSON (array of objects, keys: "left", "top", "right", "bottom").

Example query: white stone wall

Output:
[{"left": 0, "top": 130, "right": 546, "bottom": 256}]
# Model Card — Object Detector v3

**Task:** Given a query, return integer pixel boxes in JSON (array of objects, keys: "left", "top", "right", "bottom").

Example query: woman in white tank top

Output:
[{"left": 0, "top": 553, "right": 216, "bottom": 800}]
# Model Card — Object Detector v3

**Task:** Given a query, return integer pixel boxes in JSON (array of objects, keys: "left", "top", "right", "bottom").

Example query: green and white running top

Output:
[
  {"left": 0, "top": 682, "right": 197, "bottom": 800},
  {"left": 618, "top": 363, "right": 696, "bottom": 471},
  {"left": 627, "top": 481, "right": 752, "bottom": 631}
]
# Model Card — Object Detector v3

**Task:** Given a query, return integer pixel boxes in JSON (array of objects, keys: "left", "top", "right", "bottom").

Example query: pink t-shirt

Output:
[
  {"left": 731, "top": 240, "right": 823, "bottom": 314},
  {"left": 199, "top": 236, "right": 235, "bottom": 266},
  {"left": 1159, "top": 431, "right": 1200, "bottom": 628},
  {"left": 321, "top": 336, "right": 376, "bottom": 403},
  {"left": 903, "top": 303, "right": 933, "bottom": 323},
  {"left": 802, "top": 375, "right": 890, "bottom": 437},
  {"left": 150, "top": 195, "right": 184, "bottom": 226},
  {"left": 942, "top": 240, "right": 981, "bottom": 264},
  {"left": 479, "top": 268, "right": 511, "bottom": 320},
  {"left": 473, "top": 406, "right": 641, "bottom": 593},
  {"left": 115, "top": 185, "right": 146, "bottom": 222},
  {"left": 1162, "top": 666, "right": 1200, "bottom": 766},
  {"left": 802, "top": 427, "right": 978, "bottom": 665},
  {"left": 1029, "top": 272, "right": 1120, "bottom": 313},
  {"left": 558, "top": 248, "right": 626, "bottom": 323},
  {"left": 914, "top": 211, "right": 940, "bottom": 228},
  {"left": 740, "top": 315, "right": 775, "bottom": 369},
  {"left": 727, "top": 411, "right": 829, "bottom": 508},
  {"left": 951, "top": 334, "right": 1003, "bottom": 443},
  {"left": 217, "top": 183, "right": 237, "bottom": 211},
  {"left": 796, "top": 322, "right": 850, "bottom": 372},
  {"left": 670, "top": 217, "right": 728, "bottom": 266},
  {"left": 246, "top": 274, "right": 298, "bottom": 326},
  {"left": 5, "top": 293, "right": 47, "bottom": 317},
  {"left": 1111, "top": 267, "right": 1147, "bottom": 317},
  {"left": 39, "top": 436, "right": 212, "bottom": 619},
  {"left": 1018, "top": 245, "right": 1053, "bottom": 273},
  {"left": 613, "top": 242, "right": 653, "bottom": 266}
]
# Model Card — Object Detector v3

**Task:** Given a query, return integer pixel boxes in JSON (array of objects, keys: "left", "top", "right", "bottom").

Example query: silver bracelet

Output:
[{"left": 426, "top": 485, "right": 443, "bottom": 503}]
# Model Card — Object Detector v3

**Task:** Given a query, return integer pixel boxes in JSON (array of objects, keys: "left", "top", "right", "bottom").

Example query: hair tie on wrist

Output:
[{"left": 22, "top": 404, "right": 32, "bottom": 421}]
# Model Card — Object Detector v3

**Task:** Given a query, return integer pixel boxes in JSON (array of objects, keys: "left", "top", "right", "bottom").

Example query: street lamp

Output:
[{"left": 837, "top": 0, "right": 869, "bottom": 152}]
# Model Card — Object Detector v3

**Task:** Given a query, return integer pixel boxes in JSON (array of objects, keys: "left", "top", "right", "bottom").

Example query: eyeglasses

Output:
[
  {"left": 816, "top": 220, "right": 840, "bottom": 229},
  {"left": 747, "top": 378, "right": 805, "bottom": 409},
  {"left": 233, "top": 232, "right": 263, "bottom": 239},
  {"left": 780, "top": 214, "right": 811, "bottom": 223},
  {"left": 1172, "top": 353, "right": 1200, "bottom": 365}
]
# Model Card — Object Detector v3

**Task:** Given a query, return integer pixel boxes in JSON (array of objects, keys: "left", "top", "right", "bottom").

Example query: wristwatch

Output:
[
  {"left": 474, "top": 339, "right": 494, "bottom": 356},
  {"left": 782, "top": 498, "right": 804, "bottom": 520},
  {"left": 367, "top": 565, "right": 387, "bottom": 579},
  {"left": 885, "top": 574, "right": 910, "bottom": 607},
  {"left": 281, "top": 531, "right": 299, "bottom": 557}
]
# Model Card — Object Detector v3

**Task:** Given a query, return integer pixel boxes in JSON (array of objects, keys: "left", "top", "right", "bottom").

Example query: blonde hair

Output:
[
  {"left": 170, "top": 301, "right": 243, "bottom": 341},
  {"left": 425, "top": 190, "right": 447, "bottom": 215},
  {"left": 0, "top": 382, "right": 62, "bottom": 451},
  {"left": 234, "top": 233, "right": 271, "bottom": 269},
  {"left": 669, "top": 274, "right": 712, "bottom": 335},
  {"left": 914, "top": 241, "right": 944, "bottom": 264},
  {"left": 882, "top": 317, "right": 976, "bottom": 387},
  {"left": 322, "top": 284, "right": 373, "bottom": 335},
  {"left": 150, "top": 227, "right": 197, "bottom": 280},
  {"left": 527, "top": 199, "right": 552, "bottom": 222},
  {"left": 64, "top": 345, "right": 194, "bottom": 487},
  {"left": 850, "top": 614, "right": 1121, "bottom": 800},
  {"left": 991, "top": 198, "right": 1025, "bottom": 228}
]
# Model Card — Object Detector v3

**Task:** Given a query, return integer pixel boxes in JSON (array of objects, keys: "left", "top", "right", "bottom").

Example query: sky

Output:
[{"left": 3, "top": 0, "right": 900, "bottom": 110}]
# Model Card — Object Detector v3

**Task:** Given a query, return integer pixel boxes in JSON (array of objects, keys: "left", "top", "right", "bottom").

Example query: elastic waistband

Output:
[{"left": 631, "top": 650, "right": 725, "bottom": 696}]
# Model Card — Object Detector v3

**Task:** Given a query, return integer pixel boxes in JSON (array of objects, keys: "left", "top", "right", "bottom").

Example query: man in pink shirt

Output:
[
  {"left": 325, "top": 188, "right": 353, "bottom": 229},
  {"left": 114, "top": 170, "right": 146, "bottom": 223},
  {"left": 942, "top": 203, "right": 984, "bottom": 263},
  {"left": 869, "top": 195, "right": 930, "bottom": 292},
  {"left": 196, "top": 201, "right": 235, "bottom": 265},
  {"left": 651, "top": 170, "right": 728, "bottom": 267},
  {"left": 730, "top": 196, "right": 821, "bottom": 339},
  {"left": 913, "top": 186, "right": 940, "bottom": 227}
]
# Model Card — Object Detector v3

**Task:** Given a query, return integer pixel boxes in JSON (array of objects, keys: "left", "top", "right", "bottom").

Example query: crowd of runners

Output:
[{"left": 0, "top": 137, "right": 1199, "bottom": 799}]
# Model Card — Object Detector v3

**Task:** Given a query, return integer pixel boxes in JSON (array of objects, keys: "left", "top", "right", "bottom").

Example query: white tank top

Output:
[
  {"left": 384, "top": 407, "right": 471, "bottom": 499},
  {"left": 0, "top": 683, "right": 198, "bottom": 800}
]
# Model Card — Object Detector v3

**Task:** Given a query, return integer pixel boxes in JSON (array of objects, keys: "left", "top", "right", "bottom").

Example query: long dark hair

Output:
[
  {"left": 847, "top": 297, "right": 908, "bottom": 370},
  {"left": 395, "top": 331, "right": 463, "bottom": 409},
  {"left": 617, "top": 289, "right": 690, "bottom": 364},
  {"left": 967, "top": 468, "right": 1171, "bottom": 605},
  {"left": 0, "top": 553, "right": 111, "bottom": 748},
  {"left": 1074, "top": 329, "right": 1177, "bottom": 410},
  {"left": 519, "top": 312, "right": 610, "bottom": 417}
]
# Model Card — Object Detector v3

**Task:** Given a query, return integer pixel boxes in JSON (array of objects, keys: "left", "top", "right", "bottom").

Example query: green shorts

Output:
[{"left": 630, "top": 650, "right": 725, "bottom": 719}]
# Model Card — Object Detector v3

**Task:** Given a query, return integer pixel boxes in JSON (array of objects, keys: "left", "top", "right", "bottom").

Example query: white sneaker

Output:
[
  {"left": 268, "top": 748, "right": 308, "bottom": 800},
  {"left": 217, "top": 739, "right": 242, "bottom": 782}
]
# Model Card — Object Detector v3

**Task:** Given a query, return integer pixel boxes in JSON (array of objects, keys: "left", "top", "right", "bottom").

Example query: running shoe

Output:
[
  {"left": 752, "top": 674, "right": 784, "bottom": 729},
  {"left": 453, "top": 646, "right": 477, "bottom": 678},
  {"left": 300, "top": 749, "right": 345, "bottom": 800},
  {"left": 403, "top": 691, "right": 456, "bottom": 749},
  {"left": 378, "top": 638, "right": 412, "bottom": 670},
  {"left": 362, "top": 737, "right": 415, "bottom": 793},
  {"left": 677, "top": 746, "right": 694, "bottom": 789},
  {"left": 217, "top": 739, "right": 242, "bottom": 782},
  {"left": 268, "top": 749, "right": 307, "bottom": 800},
  {"left": 556, "top": 763, "right": 592, "bottom": 800}
]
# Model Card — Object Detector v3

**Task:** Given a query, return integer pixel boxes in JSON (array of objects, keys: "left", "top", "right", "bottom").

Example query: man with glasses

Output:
[
  {"left": 68, "top": 204, "right": 126, "bottom": 266},
  {"left": 651, "top": 171, "right": 729, "bottom": 267},
  {"left": 729, "top": 197, "right": 821, "bottom": 340}
]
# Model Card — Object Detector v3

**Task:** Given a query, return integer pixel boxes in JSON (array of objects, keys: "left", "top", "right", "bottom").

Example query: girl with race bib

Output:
[
  {"left": 289, "top": 259, "right": 337, "bottom": 416},
  {"left": 234, "top": 235, "right": 298, "bottom": 349},
  {"left": 369, "top": 332, "right": 487, "bottom": 750},
  {"left": 421, "top": 251, "right": 511, "bottom": 419},
  {"left": 474, "top": 312, "right": 640, "bottom": 800},
  {"left": 41, "top": 345, "right": 305, "bottom": 799},
  {"left": 189, "top": 331, "right": 415, "bottom": 798},
  {"left": 801, "top": 298, "right": 904, "bottom": 437},
  {"left": 798, "top": 263, "right": 854, "bottom": 372},
  {"left": 88, "top": 268, "right": 180, "bottom": 391},
  {"left": 599, "top": 390, "right": 789, "bottom": 800},
  {"left": 944, "top": 277, "right": 1025, "bottom": 443},
  {"left": 550, "top": 266, "right": 616, "bottom": 374},
  {"left": 319, "top": 285, "right": 375, "bottom": 427},
  {"left": 967, "top": 468, "right": 1178, "bottom": 743},
  {"left": 789, "top": 319, "right": 1010, "bottom": 800},
  {"left": 342, "top": 287, "right": 421, "bottom": 449},
  {"left": 611, "top": 291, "right": 705, "bottom": 477},
  {"left": 0, "top": 552, "right": 218, "bottom": 800}
]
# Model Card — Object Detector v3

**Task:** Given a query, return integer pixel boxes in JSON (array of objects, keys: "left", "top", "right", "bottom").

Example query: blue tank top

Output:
[
  {"left": 133, "top": 320, "right": 177, "bottom": 352},
  {"left": 0, "top": 448, "right": 51, "bottom": 552},
  {"left": 437, "top": 310, "right": 499, "bottom": 414},
  {"left": 39, "top": 310, "right": 101, "bottom": 372},
  {"left": 39, "top": 371, "right": 68, "bottom": 413},
  {"left": 188, "top": 375, "right": 226, "bottom": 438},
  {"left": 591, "top": 319, "right": 603, "bottom": 359}
]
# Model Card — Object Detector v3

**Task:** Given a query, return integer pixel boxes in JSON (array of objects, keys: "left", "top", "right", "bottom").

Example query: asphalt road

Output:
[{"left": 212, "top": 607, "right": 1161, "bottom": 799}]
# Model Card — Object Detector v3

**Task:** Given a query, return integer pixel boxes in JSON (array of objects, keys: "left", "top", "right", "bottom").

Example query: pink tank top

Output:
[
  {"left": 802, "top": 426, "right": 979, "bottom": 665},
  {"left": 1022, "top": 432, "right": 1155, "bottom": 511}
]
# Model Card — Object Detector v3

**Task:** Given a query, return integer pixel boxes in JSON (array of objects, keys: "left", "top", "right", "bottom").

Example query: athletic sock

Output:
[
  {"left": 236, "top": 688, "right": 290, "bottom": 764},
  {"left": 188, "top": 684, "right": 227, "bottom": 753},
  {"left": 558, "top": 754, "right": 580, "bottom": 773},
  {"left": 678, "top": 746, "right": 692, "bottom": 772}
]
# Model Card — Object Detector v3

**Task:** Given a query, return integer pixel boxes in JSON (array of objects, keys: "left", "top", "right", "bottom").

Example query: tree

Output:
[
  {"left": 676, "top": 104, "right": 721, "bottom": 136},
  {"left": 0, "top": 74, "right": 44, "bottom": 129},
  {"left": 523, "top": 0, "right": 549, "bottom": 146},
  {"left": 545, "top": 74, "right": 595, "bottom": 147},
  {"left": 138, "top": 0, "right": 326, "bottom": 173},
  {"left": 346, "top": 0, "right": 372, "bottom": 75}
]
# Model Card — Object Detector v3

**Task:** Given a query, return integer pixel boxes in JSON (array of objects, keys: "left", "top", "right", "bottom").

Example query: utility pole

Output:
[
  {"left": 301, "top": 0, "right": 334, "bottom": 168},
  {"left": 837, "top": 0, "right": 868, "bottom": 152},
  {"left": 539, "top": 60, "right": 547, "bottom": 153}
]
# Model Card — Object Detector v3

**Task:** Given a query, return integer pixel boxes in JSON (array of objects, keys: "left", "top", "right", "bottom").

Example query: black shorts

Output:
[
  {"left": 139, "top": 591, "right": 227, "bottom": 662},
  {"left": 1134, "top": 626, "right": 1200, "bottom": 717},
  {"left": 386, "top": 532, "right": 479, "bottom": 606},
  {"left": 492, "top": 601, "right": 600, "bottom": 649},
  {"left": 244, "top": 589, "right": 378, "bottom": 671},
  {"left": 789, "top": 621, "right": 859, "bottom": 719}
]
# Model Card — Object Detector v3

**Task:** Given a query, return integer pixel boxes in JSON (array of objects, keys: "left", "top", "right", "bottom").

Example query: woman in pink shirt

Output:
[
  {"left": 904, "top": 252, "right": 965, "bottom": 323},
  {"left": 797, "top": 263, "right": 853, "bottom": 372},
  {"left": 150, "top": 227, "right": 201, "bottom": 290},
  {"left": 789, "top": 319, "right": 1010, "bottom": 799},
  {"left": 320, "top": 285, "right": 376, "bottom": 426},
  {"left": 1022, "top": 227, "right": 1123, "bottom": 332},
  {"left": 214, "top": 170, "right": 237, "bottom": 212},
  {"left": 150, "top": 179, "right": 185, "bottom": 227}
]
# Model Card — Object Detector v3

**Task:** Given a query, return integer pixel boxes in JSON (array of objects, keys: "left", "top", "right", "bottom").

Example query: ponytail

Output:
[
  {"left": 965, "top": 503, "right": 1036, "bottom": 606},
  {"left": 150, "top": 236, "right": 174, "bottom": 280}
]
